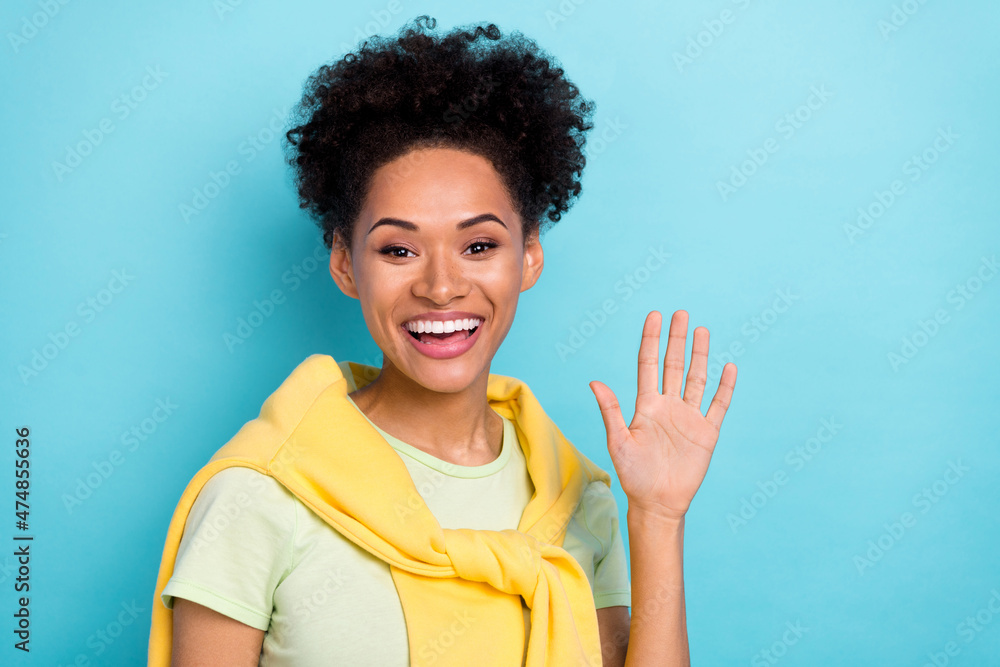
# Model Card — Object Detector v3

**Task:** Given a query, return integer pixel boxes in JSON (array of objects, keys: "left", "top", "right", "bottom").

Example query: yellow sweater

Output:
[{"left": 148, "top": 354, "right": 612, "bottom": 666}]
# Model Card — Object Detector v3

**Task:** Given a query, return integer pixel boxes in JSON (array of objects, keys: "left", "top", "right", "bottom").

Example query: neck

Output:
[{"left": 347, "top": 359, "right": 504, "bottom": 467}]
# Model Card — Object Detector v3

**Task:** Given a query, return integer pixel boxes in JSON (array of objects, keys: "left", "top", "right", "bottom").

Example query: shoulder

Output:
[
  {"left": 195, "top": 466, "right": 290, "bottom": 503},
  {"left": 207, "top": 354, "right": 344, "bottom": 464},
  {"left": 576, "top": 479, "right": 627, "bottom": 558},
  {"left": 577, "top": 480, "right": 621, "bottom": 524},
  {"left": 183, "top": 467, "right": 297, "bottom": 542},
  {"left": 576, "top": 481, "right": 631, "bottom": 607},
  {"left": 165, "top": 468, "right": 300, "bottom": 628}
]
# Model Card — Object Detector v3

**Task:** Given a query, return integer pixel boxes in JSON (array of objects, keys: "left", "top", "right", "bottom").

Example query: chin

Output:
[
  {"left": 410, "top": 360, "right": 488, "bottom": 393},
  {"left": 391, "top": 350, "right": 490, "bottom": 393}
]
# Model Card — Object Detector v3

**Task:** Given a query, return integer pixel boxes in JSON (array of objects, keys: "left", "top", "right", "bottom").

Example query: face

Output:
[{"left": 328, "top": 146, "right": 543, "bottom": 394}]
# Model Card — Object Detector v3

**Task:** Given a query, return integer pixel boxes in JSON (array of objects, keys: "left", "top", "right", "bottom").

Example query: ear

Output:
[
  {"left": 328, "top": 229, "right": 360, "bottom": 300},
  {"left": 520, "top": 224, "right": 544, "bottom": 292}
]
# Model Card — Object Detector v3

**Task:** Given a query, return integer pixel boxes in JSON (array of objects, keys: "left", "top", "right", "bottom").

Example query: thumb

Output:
[{"left": 589, "top": 380, "right": 630, "bottom": 454}]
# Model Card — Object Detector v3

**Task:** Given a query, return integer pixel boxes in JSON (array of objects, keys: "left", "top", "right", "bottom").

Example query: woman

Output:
[{"left": 148, "top": 16, "right": 736, "bottom": 666}]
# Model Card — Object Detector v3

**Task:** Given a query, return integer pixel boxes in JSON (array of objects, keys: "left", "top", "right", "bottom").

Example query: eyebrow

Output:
[{"left": 366, "top": 213, "right": 507, "bottom": 236}]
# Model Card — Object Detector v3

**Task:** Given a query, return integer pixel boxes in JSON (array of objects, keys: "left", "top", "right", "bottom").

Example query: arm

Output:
[
  {"left": 597, "top": 605, "right": 631, "bottom": 667},
  {"left": 623, "top": 511, "right": 686, "bottom": 666},
  {"left": 594, "top": 515, "right": 687, "bottom": 667},
  {"left": 171, "top": 597, "right": 265, "bottom": 666},
  {"left": 589, "top": 310, "right": 737, "bottom": 665}
]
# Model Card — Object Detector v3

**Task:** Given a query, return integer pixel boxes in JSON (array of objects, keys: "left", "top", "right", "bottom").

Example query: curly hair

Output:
[{"left": 282, "top": 15, "right": 597, "bottom": 251}]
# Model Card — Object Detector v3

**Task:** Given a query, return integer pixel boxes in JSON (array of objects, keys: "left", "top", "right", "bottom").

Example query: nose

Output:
[{"left": 410, "top": 248, "right": 470, "bottom": 304}]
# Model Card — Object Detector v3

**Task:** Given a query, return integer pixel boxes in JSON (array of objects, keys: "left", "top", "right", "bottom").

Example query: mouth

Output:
[{"left": 402, "top": 322, "right": 480, "bottom": 346}]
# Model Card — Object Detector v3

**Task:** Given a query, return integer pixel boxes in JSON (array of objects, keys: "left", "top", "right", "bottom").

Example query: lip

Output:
[
  {"left": 401, "top": 310, "right": 486, "bottom": 325},
  {"left": 401, "top": 318, "right": 483, "bottom": 360}
]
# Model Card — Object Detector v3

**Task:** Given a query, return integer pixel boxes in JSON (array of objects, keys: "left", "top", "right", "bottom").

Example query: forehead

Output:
[{"left": 360, "top": 147, "right": 516, "bottom": 231}]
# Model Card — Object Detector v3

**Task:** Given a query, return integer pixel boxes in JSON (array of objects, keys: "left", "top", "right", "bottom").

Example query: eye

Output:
[
  {"left": 466, "top": 239, "right": 499, "bottom": 255},
  {"left": 377, "top": 245, "right": 414, "bottom": 258},
  {"left": 377, "top": 239, "right": 499, "bottom": 258}
]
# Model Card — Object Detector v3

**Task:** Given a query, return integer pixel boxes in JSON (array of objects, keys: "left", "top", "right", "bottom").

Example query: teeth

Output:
[{"left": 405, "top": 318, "right": 481, "bottom": 333}]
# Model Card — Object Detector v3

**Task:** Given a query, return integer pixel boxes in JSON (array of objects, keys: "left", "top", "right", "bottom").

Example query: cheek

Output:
[
  {"left": 353, "top": 277, "right": 390, "bottom": 332},
  {"left": 480, "top": 255, "right": 523, "bottom": 287},
  {"left": 354, "top": 260, "right": 390, "bottom": 303},
  {"left": 504, "top": 262, "right": 529, "bottom": 297}
]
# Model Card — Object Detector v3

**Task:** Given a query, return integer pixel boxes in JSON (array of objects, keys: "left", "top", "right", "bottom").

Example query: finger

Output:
[
  {"left": 589, "top": 380, "right": 630, "bottom": 453},
  {"left": 705, "top": 362, "right": 737, "bottom": 431},
  {"left": 636, "top": 311, "right": 662, "bottom": 400},
  {"left": 683, "top": 326, "right": 710, "bottom": 408},
  {"left": 662, "top": 310, "right": 689, "bottom": 398}
]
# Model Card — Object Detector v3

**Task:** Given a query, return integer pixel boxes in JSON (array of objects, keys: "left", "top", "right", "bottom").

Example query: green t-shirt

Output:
[{"left": 162, "top": 396, "right": 631, "bottom": 665}]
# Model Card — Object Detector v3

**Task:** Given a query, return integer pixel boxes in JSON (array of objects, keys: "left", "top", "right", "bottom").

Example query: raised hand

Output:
[{"left": 589, "top": 310, "right": 737, "bottom": 520}]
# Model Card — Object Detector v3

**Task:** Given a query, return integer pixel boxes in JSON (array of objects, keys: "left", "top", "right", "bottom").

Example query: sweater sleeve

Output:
[{"left": 161, "top": 466, "right": 297, "bottom": 631}]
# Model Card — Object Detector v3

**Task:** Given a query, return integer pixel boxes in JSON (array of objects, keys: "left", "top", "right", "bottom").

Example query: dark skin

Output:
[
  {"left": 331, "top": 146, "right": 537, "bottom": 469},
  {"left": 170, "top": 146, "right": 737, "bottom": 666}
]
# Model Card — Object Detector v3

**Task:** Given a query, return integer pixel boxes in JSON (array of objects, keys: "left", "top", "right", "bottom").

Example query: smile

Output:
[{"left": 400, "top": 319, "right": 483, "bottom": 359}]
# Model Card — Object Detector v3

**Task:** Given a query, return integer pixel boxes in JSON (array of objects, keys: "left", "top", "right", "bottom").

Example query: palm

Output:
[{"left": 589, "top": 310, "right": 737, "bottom": 520}]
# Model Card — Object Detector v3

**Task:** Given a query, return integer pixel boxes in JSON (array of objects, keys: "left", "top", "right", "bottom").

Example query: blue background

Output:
[{"left": 2, "top": 0, "right": 998, "bottom": 664}]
